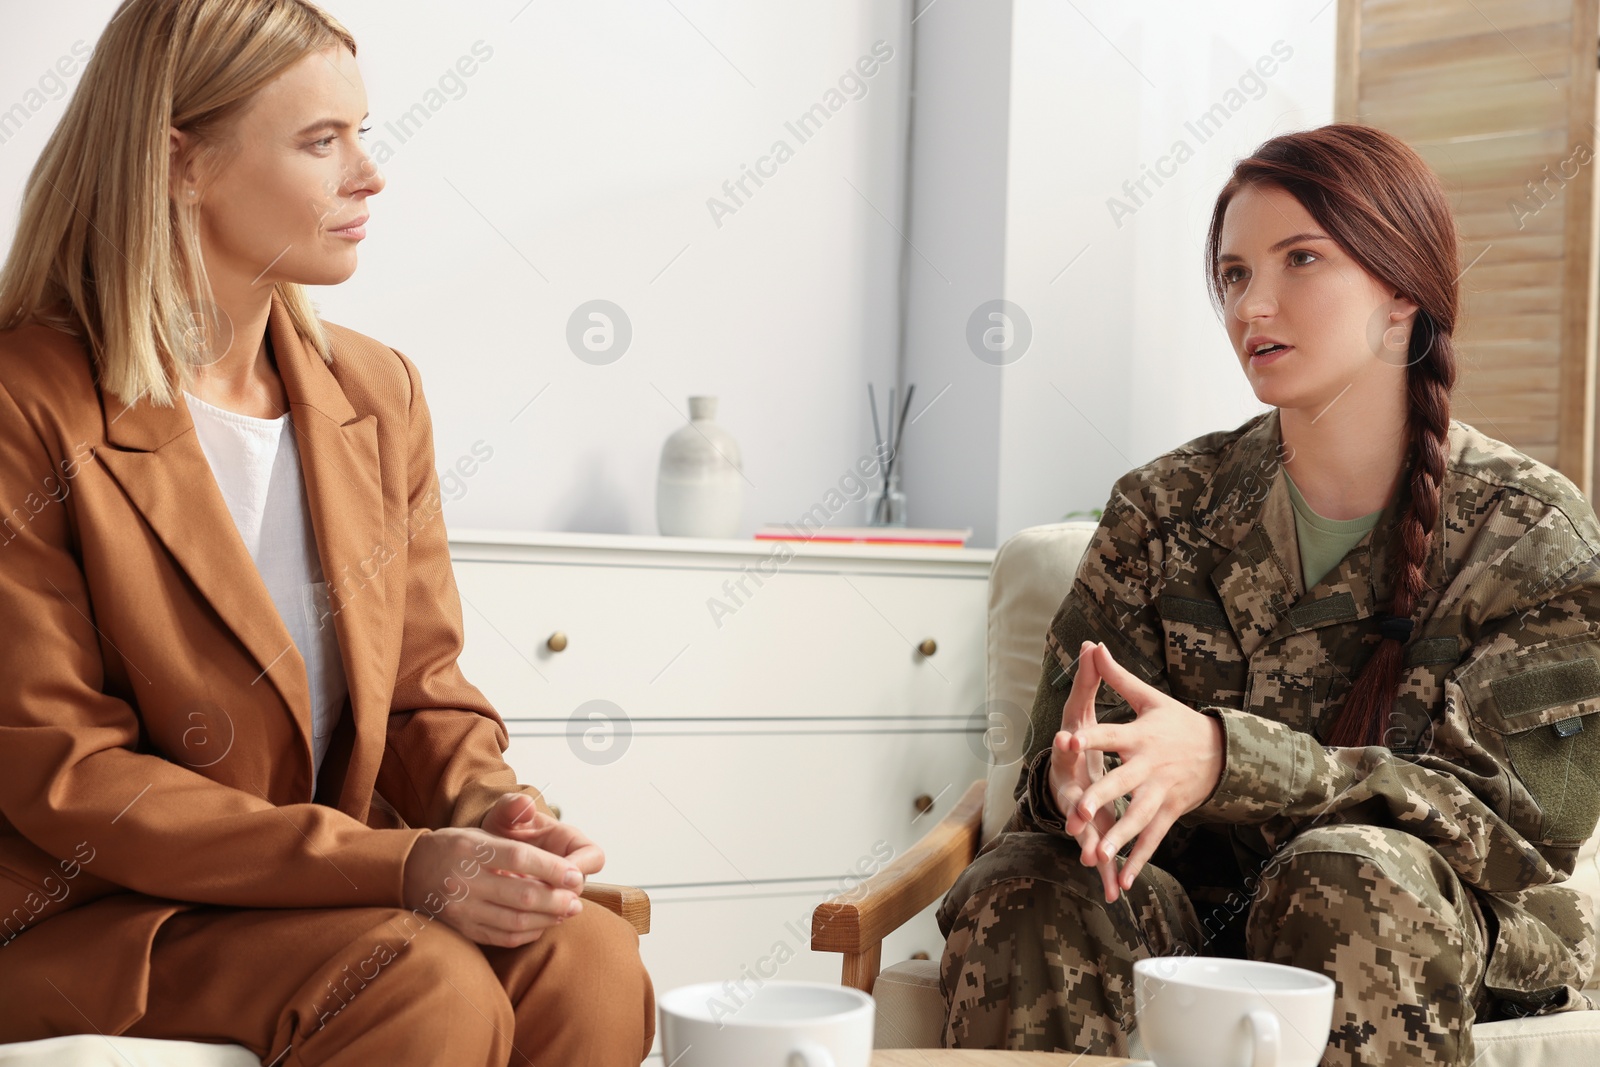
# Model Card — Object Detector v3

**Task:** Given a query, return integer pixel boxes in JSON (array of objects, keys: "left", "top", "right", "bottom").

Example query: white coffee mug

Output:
[
  {"left": 1133, "top": 956, "right": 1336, "bottom": 1067},
  {"left": 658, "top": 980, "right": 874, "bottom": 1067}
]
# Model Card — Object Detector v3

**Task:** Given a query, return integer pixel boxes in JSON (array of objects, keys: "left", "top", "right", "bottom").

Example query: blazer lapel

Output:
[
  {"left": 96, "top": 291, "right": 387, "bottom": 808},
  {"left": 268, "top": 296, "right": 389, "bottom": 818}
]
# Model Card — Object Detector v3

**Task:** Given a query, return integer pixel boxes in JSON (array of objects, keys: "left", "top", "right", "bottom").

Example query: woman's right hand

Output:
[
  {"left": 1048, "top": 639, "right": 1123, "bottom": 904},
  {"left": 401, "top": 827, "right": 586, "bottom": 948}
]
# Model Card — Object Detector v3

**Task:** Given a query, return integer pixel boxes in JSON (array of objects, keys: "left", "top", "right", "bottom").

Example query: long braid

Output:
[{"left": 1325, "top": 316, "right": 1456, "bottom": 747}]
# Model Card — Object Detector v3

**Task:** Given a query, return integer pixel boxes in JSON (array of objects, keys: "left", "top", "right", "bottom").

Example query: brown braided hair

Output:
[{"left": 1202, "top": 123, "right": 1460, "bottom": 748}]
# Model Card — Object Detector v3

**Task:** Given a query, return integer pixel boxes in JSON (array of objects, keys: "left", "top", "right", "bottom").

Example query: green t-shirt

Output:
[{"left": 1284, "top": 471, "right": 1384, "bottom": 592}]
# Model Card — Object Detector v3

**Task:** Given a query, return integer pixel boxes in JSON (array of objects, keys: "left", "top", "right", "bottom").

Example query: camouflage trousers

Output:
[{"left": 938, "top": 824, "right": 1501, "bottom": 1066}]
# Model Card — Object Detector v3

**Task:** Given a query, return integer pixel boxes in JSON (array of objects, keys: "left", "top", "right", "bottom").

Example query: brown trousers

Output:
[{"left": 110, "top": 898, "right": 655, "bottom": 1066}]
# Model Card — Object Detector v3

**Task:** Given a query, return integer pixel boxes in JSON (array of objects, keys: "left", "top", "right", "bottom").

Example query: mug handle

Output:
[
  {"left": 1247, "top": 1009, "right": 1280, "bottom": 1067},
  {"left": 787, "top": 1039, "right": 836, "bottom": 1067}
]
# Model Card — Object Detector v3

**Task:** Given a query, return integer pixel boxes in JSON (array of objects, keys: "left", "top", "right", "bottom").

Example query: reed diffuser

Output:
[{"left": 866, "top": 382, "right": 914, "bottom": 526}]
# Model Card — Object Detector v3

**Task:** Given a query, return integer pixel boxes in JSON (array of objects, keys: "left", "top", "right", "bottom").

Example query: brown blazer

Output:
[{"left": 0, "top": 289, "right": 548, "bottom": 1037}]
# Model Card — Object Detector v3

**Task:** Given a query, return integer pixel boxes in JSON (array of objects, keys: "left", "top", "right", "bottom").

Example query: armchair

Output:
[{"left": 810, "top": 521, "right": 1600, "bottom": 1063}]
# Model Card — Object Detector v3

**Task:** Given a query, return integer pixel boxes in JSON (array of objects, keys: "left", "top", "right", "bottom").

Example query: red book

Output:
[{"left": 754, "top": 523, "right": 972, "bottom": 547}]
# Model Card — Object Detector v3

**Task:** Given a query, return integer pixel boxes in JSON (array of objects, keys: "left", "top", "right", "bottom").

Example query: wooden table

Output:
[{"left": 872, "top": 1052, "right": 1146, "bottom": 1065}]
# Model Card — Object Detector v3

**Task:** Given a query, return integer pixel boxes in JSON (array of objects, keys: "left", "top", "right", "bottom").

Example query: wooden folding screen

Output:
[{"left": 1336, "top": 0, "right": 1600, "bottom": 493}]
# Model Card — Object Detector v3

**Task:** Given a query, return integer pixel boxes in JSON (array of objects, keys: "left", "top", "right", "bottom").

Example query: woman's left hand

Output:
[{"left": 1065, "top": 642, "right": 1224, "bottom": 893}]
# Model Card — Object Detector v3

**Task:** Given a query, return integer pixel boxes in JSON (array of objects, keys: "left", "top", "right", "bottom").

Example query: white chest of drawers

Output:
[{"left": 447, "top": 529, "right": 994, "bottom": 1059}]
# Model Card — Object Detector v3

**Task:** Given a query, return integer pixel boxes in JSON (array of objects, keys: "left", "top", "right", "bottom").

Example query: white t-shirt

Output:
[{"left": 183, "top": 390, "right": 349, "bottom": 789}]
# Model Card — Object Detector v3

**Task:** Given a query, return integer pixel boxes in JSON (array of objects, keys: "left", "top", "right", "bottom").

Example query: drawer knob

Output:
[
  {"left": 918, "top": 638, "right": 938, "bottom": 657},
  {"left": 914, "top": 794, "right": 934, "bottom": 814},
  {"left": 910, "top": 951, "right": 930, "bottom": 960},
  {"left": 547, "top": 631, "right": 569, "bottom": 653}
]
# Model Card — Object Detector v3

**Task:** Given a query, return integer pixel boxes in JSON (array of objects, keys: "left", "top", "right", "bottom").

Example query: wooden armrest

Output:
[
  {"left": 580, "top": 881, "right": 651, "bottom": 935},
  {"left": 812, "top": 779, "right": 985, "bottom": 991}
]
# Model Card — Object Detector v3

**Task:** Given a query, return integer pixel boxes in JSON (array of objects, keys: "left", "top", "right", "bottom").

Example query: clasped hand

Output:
[
  {"left": 401, "top": 793, "right": 606, "bottom": 948},
  {"left": 1048, "top": 640, "right": 1223, "bottom": 904}
]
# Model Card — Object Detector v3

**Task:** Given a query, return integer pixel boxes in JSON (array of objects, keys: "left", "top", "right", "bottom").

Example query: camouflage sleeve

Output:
[
  {"left": 1180, "top": 544, "right": 1600, "bottom": 893},
  {"left": 1012, "top": 483, "right": 1174, "bottom": 836}
]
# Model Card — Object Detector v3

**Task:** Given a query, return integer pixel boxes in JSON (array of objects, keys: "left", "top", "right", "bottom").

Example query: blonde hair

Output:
[{"left": 0, "top": 0, "right": 358, "bottom": 407}]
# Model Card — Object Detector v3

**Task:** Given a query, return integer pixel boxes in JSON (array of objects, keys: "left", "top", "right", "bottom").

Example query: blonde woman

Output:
[{"left": 0, "top": 2, "right": 652, "bottom": 1063}]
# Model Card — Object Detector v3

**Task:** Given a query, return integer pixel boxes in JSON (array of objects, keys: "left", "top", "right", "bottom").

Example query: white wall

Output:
[
  {"left": 891, "top": 0, "right": 1013, "bottom": 547},
  {"left": 901, "top": 0, "right": 1337, "bottom": 546},
  {"left": 0, "top": 0, "right": 912, "bottom": 538}
]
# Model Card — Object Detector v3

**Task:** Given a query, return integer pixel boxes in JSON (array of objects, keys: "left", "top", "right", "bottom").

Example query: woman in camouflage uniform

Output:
[{"left": 937, "top": 123, "right": 1600, "bottom": 1066}]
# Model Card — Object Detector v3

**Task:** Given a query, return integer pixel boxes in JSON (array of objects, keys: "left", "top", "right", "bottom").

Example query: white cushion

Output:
[
  {"left": 1575, "top": 828, "right": 1600, "bottom": 959},
  {"left": 1471, "top": 1011, "right": 1600, "bottom": 1064},
  {"left": 981, "top": 522, "right": 1097, "bottom": 845},
  {"left": 0, "top": 1036, "right": 257, "bottom": 1066},
  {"left": 871, "top": 959, "right": 947, "bottom": 1050}
]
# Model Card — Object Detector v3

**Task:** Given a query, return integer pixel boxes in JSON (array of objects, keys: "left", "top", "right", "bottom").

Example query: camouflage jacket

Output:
[{"left": 1013, "top": 406, "right": 1600, "bottom": 1004}]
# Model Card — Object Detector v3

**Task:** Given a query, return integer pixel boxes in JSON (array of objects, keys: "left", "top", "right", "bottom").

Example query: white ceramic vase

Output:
[{"left": 656, "top": 396, "right": 743, "bottom": 538}]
